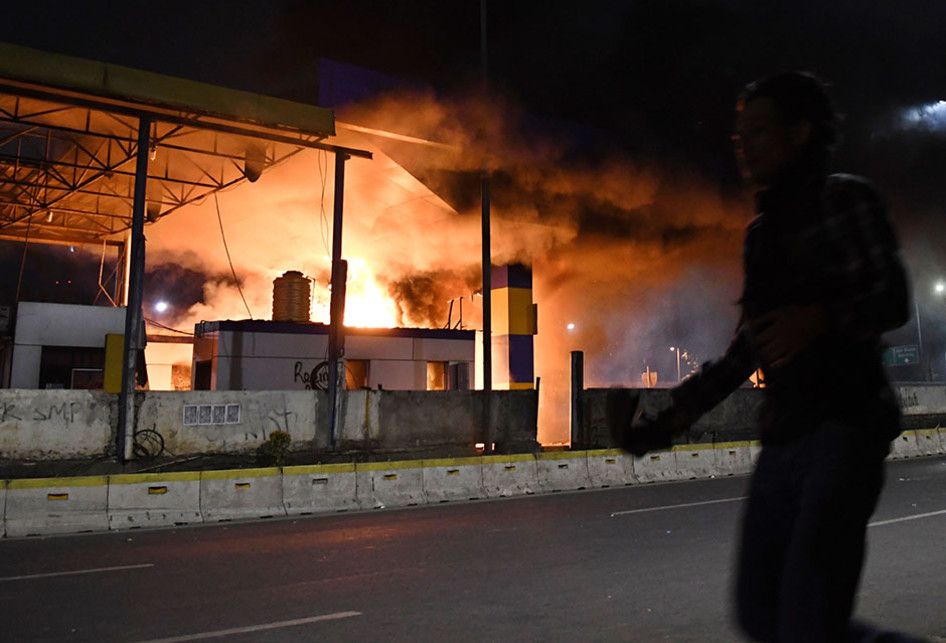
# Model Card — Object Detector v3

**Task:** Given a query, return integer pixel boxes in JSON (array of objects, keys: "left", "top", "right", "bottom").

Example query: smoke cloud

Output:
[{"left": 148, "top": 89, "right": 751, "bottom": 443}]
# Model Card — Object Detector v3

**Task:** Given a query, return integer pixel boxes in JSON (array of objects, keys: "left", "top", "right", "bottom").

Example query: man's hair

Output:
[{"left": 739, "top": 71, "right": 840, "bottom": 154}]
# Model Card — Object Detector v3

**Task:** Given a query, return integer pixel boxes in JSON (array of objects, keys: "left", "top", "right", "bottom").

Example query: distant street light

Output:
[
  {"left": 154, "top": 301, "right": 169, "bottom": 313},
  {"left": 566, "top": 322, "right": 576, "bottom": 331},
  {"left": 935, "top": 281, "right": 945, "bottom": 295}
]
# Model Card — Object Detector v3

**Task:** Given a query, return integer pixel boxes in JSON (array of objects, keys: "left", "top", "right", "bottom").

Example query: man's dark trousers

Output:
[{"left": 733, "top": 423, "right": 909, "bottom": 642}]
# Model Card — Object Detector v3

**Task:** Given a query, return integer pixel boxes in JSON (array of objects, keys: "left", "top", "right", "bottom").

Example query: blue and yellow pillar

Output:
[{"left": 490, "top": 264, "right": 537, "bottom": 390}]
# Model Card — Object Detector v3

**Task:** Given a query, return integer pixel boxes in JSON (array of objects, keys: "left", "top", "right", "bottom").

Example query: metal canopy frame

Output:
[
  {"left": 0, "top": 42, "right": 371, "bottom": 461},
  {"left": 0, "top": 86, "right": 368, "bottom": 248}
]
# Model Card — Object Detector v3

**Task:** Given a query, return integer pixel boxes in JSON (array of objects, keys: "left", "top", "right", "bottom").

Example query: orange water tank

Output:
[{"left": 272, "top": 271, "right": 311, "bottom": 322}]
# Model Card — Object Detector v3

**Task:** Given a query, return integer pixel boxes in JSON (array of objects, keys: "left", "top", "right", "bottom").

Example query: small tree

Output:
[{"left": 257, "top": 430, "right": 291, "bottom": 466}]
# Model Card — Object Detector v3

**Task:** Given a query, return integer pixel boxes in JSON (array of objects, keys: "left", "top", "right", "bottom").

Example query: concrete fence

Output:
[
  {"left": 3, "top": 430, "right": 943, "bottom": 538},
  {"left": 576, "top": 384, "right": 946, "bottom": 449},
  {"left": 0, "top": 388, "right": 539, "bottom": 461}
]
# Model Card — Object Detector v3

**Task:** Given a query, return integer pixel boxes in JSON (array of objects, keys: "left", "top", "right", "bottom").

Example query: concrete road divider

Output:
[
  {"left": 200, "top": 468, "right": 286, "bottom": 521},
  {"left": 282, "top": 463, "right": 358, "bottom": 515},
  {"left": 889, "top": 431, "right": 920, "bottom": 460},
  {"left": 108, "top": 472, "right": 202, "bottom": 530},
  {"left": 672, "top": 444, "right": 717, "bottom": 480},
  {"left": 713, "top": 441, "right": 752, "bottom": 477},
  {"left": 536, "top": 451, "right": 592, "bottom": 492},
  {"left": 482, "top": 454, "right": 538, "bottom": 498},
  {"left": 422, "top": 457, "right": 486, "bottom": 503},
  {"left": 914, "top": 429, "right": 943, "bottom": 457},
  {"left": 748, "top": 441, "right": 762, "bottom": 467},
  {"left": 632, "top": 450, "right": 678, "bottom": 483},
  {"left": 5, "top": 475, "right": 108, "bottom": 537},
  {"left": 0, "top": 480, "right": 6, "bottom": 538},
  {"left": 585, "top": 450, "right": 633, "bottom": 487},
  {"left": 356, "top": 461, "right": 426, "bottom": 509}
]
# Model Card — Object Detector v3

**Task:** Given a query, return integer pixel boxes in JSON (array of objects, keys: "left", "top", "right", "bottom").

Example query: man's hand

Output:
[
  {"left": 749, "top": 305, "right": 827, "bottom": 369},
  {"left": 607, "top": 389, "right": 692, "bottom": 457}
]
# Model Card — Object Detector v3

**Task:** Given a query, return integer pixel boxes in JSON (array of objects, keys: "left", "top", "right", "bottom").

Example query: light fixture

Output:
[
  {"left": 243, "top": 145, "right": 266, "bottom": 182},
  {"left": 154, "top": 301, "right": 169, "bottom": 313}
]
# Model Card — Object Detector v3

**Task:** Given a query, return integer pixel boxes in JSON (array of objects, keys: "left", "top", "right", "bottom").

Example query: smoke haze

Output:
[{"left": 149, "top": 90, "right": 750, "bottom": 443}]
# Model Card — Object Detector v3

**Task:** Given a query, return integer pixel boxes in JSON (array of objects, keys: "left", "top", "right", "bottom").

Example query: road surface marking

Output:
[
  {"left": 0, "top": 563, "right": 154, "bottom": 582},
  {"left": 611, "top": 496, "right": 747, "bottom": 517},
  {"left": 869, "top": 508, "right": 946, "bottom": 528},
  {"left": 136, "top": 612, "right": 363, "bottom": 642}
]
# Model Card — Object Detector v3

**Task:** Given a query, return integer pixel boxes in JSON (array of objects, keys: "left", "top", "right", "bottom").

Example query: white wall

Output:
[
  {"left": 201, "top": 328, "right": 473, "bottom": 391},
  {"left": 14, "top": 302, "right": 126, "bottom": 346},
  {"left": 0, "top": 389, "right": 112, "bottom": 459},
  {"left": 11, "top": 303, "right": 127, "bottom": 389}
]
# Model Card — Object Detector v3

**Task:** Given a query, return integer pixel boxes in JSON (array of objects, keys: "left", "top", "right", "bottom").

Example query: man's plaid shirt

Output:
[{"left": 672, "top": 172, "right": 909, "bottom": 442}]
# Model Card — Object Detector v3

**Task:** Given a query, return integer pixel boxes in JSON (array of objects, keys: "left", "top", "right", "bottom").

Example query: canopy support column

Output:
[
  {"left": 327, "top": 152, "right": 349, "bottom": 449},
  {"left": 116, "top": 115, "right": 151, "bottom": 463}
]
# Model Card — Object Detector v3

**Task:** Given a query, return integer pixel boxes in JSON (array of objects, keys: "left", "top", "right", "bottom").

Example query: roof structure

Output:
[{"left": 0, "top": 42, "right": 369, "bottom": 247}]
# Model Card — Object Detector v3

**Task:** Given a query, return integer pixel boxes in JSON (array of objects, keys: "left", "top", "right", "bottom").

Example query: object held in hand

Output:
[{"left": 606, "top": 389, "right": 677, "bottom": 457}]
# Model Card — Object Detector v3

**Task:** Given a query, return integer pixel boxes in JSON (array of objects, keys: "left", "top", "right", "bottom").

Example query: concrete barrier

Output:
[
  {"left": 585, "top": 449, "right": 633, "bottom": 488},
  {"left": 632, "top": 450, "right": 678, "bottom": 483},
  {"left": 356, "top": 461, "right": 426, "bottom": 509},
  {"left": 482, "top": 454, "right": 538, "bottom": 498},
  {"left": 939, "top": 428, "right": 946, "bottom": 455},
  {"left": 672, "top": 444, "right": 717, "bottom": 480},
  {"left": 0, "top": 389, "right": 114, "bottom": 460},
  {"left": 536, "top": 451, "right": 592, "bottom": 492},
  {"left": 0, "top": 480, "right": 6, "bottom": 538},
  {"left": 5, "top": 475, "right": 108, "bottom": 537},
  {"left": 748, "top": 441, "right": 763, "bottom": 467},
  {"left": 713, "top": 441, "right": 752, "bottom": 476},
  {"left": 422, "top": 457, "right": 486, "bottom": 503},
  {"left": 889, "top": 431, "right": 921, "bottom": 460},
  {"left": 914, "top": 429, "right": 943, "bottom": 456},
  {"left": 282, "top": 463, "right": 358, "bottom": 515},
  {"left": 200, "top": 468, "right": 285, "bottom": 521},
  {"left": 108, "top": 472, "right": 202, "bottom": 530}
]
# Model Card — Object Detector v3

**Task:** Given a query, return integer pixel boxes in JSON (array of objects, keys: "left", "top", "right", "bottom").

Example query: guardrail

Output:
[{"left": 2, "top": 429, "right": 944, "bottom": 538}]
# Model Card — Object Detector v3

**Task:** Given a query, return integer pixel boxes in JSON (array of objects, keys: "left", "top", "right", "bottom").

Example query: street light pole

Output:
[
  {"left": 670, "top": 346, "right": 681, "bottom": 383},
  {"left": 915, "top": 298, "right": 932, "bottom": 382}
]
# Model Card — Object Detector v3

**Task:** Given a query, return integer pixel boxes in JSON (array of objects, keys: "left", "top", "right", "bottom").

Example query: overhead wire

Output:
[
  {"left": 213, "top": 192, "right": 254, "bottom": 319},
  {"left": 144, "top": 317, "right": 194, "bottom": 336}
]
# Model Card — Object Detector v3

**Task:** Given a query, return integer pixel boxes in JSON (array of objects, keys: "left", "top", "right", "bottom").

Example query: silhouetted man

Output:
[{"left": 610, "top": 72, "right": 928, "bottom": 642}]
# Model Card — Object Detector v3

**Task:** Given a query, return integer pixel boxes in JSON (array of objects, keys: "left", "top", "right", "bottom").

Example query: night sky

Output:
[{"left": 2, "top": 1, "right": 946, "bottom": 375}]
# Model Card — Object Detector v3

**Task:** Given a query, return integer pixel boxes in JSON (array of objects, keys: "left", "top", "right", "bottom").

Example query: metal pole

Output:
[
  {"left": 116, "top": 115, "right": 151, "bottom": 462},
  {"left": 915, "top": 299, "right": 929, "bottom": 381},
  {"left": 570, "top": 351, "right": 584, "bottom": 449},
  {"left": 327, "top": 152, "right": 349, "bottom": 448},
  {"left": 480, "top": 0, "right": 493, "bottom": 453},
  {"left": 676, "top": 349, "right": 681, "bottom": 382}
]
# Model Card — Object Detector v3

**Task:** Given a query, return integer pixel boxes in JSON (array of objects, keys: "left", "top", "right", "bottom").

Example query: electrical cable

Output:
[
  {"left": 144, "top": 317, "right": 194, "bottom": 336},
  {"left": 14, "top": 213, "right": 33, "bottom": 303},
  {"left": 213, "top": 192, "right": 254, "bottom": 319}
]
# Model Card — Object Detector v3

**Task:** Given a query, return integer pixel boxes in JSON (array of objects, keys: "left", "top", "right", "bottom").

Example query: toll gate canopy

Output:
[{"left": 0, "top": 41, "right": 370, "bottom": 460}]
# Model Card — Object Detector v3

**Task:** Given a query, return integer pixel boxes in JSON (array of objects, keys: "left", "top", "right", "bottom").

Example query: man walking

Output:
[{"left": 610, "top": 72, "right": 926, "bottom": 642}]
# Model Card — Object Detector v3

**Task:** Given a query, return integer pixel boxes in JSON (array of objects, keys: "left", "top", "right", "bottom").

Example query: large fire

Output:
[
  {"left": 312, "top": 256, "right": 400, "bottom": 328},
  {"left": 148, "top": 91, "right": 748, "bottom": 443}
]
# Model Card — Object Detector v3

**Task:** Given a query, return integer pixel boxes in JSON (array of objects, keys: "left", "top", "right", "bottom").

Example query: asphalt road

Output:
[{"left": 1, "top": 456, "right": 945, "bottom": 642}]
